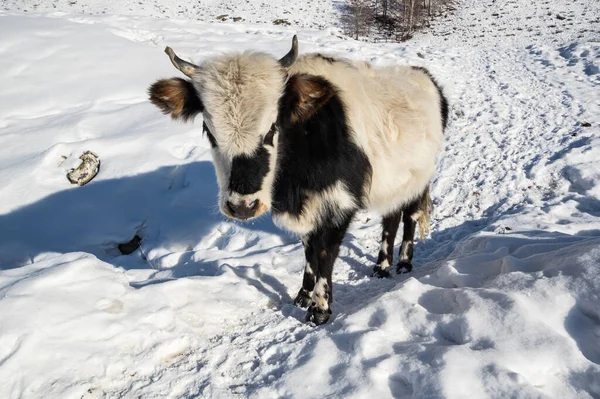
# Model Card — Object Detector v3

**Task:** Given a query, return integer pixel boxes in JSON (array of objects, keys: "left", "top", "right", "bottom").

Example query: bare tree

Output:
[
  {"left": 341, "top": 0, "right": 375, "bottom": 40},
  {"left": 342, "top": 0, "right": 453, "bottom": 42}
]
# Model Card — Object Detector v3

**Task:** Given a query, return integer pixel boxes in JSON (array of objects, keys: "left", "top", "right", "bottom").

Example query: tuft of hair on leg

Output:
[{"left": 411, "top": 187, "right": 432, "bottom": 241}]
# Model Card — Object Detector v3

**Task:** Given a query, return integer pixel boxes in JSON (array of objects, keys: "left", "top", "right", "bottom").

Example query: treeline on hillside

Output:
[{"left": 341, "top": 0, "right": 453, "bottom": 41}]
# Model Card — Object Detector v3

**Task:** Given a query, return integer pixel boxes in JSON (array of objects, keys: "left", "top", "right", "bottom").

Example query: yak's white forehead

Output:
[{"left": 194, "top": 52, "right": 285, "bottom": 157}]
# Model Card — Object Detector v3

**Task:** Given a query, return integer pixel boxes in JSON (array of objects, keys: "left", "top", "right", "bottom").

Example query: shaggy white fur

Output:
[
  {"left": 190, "top": 48, "right": 444, "bottom": 234},
  {"left": 313, "top": 278, "right": 329, "bottom": 310},
  {"left": 289, "top": 55, "right": 445, "bottom": 217},
  {"left": 272, "top": 180, "right": 358, "bottom": 236}
]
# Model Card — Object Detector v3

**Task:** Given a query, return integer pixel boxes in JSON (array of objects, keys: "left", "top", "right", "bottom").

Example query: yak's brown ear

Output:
[
  {"left": 287, "top": 74, "right": 335, "bottom": 122},
  {"left": 148, "top": 78, "right": 203, "bottom": 122}
]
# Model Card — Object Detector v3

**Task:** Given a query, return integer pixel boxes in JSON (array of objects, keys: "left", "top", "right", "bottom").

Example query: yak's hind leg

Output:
[
  {"left": 397, "top": 188, "right": 431, "bottom": 274},
  {"left": 373, "top": 210, "right": 402, "bottom": 278}
]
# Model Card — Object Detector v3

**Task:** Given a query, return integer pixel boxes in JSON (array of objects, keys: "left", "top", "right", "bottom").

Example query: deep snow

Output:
[{"left": 0, "top": 0, "right": 599, "bottom": 397}]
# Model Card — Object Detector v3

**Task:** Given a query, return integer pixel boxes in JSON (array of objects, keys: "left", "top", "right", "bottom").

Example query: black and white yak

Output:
[{"left": 148, "top": 36, "right": 448, "bottom": 325}]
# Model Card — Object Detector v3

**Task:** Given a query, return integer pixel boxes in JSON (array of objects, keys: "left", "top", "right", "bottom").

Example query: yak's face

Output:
[
  {"left": 198, "top": 53, "right": 285, "bottom": 220},
  {"left": 149, "top": 36, "right": 335, "bottom": 221},
  {"left": 149, "top": 47, "right": 290, "bottom": 221}
]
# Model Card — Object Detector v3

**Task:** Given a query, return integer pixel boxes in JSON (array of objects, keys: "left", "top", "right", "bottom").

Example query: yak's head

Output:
[
  {"left": 148, "top": 37, "right": 292, "bottom": 220},
  {"left": 149, "top": 36, "right": 334, "bottom": 221}
]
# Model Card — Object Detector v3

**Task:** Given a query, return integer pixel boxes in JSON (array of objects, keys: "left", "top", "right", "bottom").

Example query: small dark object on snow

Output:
[
  {"left": 232, "top": 17, "right": 243, "bottom": 22},
  {"left": 417, "top": 52, "right": 425, "bottom": 59},
  {"left": 556, "top": 14, "right": 566, "bottom": 20},
  {"left": 581, "top": 122, "right": 591, "bottom": 127},
  {"left": 67, "top": 151, "right": 100, "bottom": 186},
  {"left": 273, "top": 18, "right": 291, "bottom": 26},
  {"left": 118, "top": 235, "right": 142, "bottom": 255}
]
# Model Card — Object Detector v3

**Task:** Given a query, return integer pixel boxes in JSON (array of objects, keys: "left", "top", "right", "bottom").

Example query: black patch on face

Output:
[
  {"left": 202, "top": 122, "right": 217, "bottom": 148},
  {"left": 273, "top": 74, "right": 372, "bottom": 225},
  {"left": 229, "top": 146, "right": 270, "bottom": 195},
  {"left": 411, "top": 66, "right": 450, "bottom": 130},
  {"left": 263, "top": 124, "right": 276, "bottom": 146}
]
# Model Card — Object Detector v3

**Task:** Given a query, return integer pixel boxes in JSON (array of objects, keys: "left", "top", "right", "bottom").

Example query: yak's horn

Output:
[
  {"left": 278, "top": 35, "right": 298, "bottom": 68},
  {"left": 164, "top": 47, "right": 199, "bottom": 78}
]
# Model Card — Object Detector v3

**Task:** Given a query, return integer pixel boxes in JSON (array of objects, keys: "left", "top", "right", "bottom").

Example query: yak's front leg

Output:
[
  {"left": 304, "top": 214, "right": 354, "bottom": 325},
  {"left": 293, "top": 237, "right": 318, "bottom": 308}
]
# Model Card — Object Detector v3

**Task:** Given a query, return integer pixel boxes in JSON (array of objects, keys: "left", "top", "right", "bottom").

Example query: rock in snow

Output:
[
  {"left": 66, "top": 151, "right": 100, "bottom": 186},
  {"left": 118, "top": 235, "right": 142, "bottom": 255}
]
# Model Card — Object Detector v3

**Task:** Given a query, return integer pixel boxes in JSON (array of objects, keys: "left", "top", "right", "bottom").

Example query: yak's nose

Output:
[{"left": 226, "top": 200, "right": 258, "bottom": 220}]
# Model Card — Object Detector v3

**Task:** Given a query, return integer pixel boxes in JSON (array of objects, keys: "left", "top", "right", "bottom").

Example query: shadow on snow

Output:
[{"left": 0, "top": 161, "right": 287, "bottom": 270}]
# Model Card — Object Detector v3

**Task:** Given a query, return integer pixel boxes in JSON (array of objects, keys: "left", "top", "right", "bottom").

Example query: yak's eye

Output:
[
  {"left": 203, "top": 122, "right": 217, "bottom": 148},
  {"left": 263, "top": 124, "right": 276, "bottom": 146}
]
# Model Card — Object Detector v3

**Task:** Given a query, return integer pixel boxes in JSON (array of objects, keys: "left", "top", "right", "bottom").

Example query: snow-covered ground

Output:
[
  {"left": 424, "top": 0, "right": 600, "bottom": 46},
  {"left": 2, "top": 0, "right": 338, "bottom": 29},
  {"left": 0, "top": 0, "right": 599, "bottom": 397}
]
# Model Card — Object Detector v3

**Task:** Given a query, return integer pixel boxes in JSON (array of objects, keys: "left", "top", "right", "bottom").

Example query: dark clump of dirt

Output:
[{"left": 118, "top": 235, "right": 142, "bottom": 255}]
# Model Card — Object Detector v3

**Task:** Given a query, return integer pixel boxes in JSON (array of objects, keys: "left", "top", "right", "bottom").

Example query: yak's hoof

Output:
[
  {"left": 396, "top": 261, "right": 413, "bottom": 274},
  {"left": 372, "top": 265, "right": 391, "bottom": 278},
  {"left": 306, "top": 306, "right": 331, "bottom": 325},
  {"left": 293, "top": 288, "right": 312, "bottom": 308}
]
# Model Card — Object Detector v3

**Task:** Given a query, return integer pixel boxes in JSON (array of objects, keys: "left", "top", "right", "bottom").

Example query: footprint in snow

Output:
[
  {"left": 435, "top": 316, "right": 472, "bottom": 345},
  {"left": 367, "top": 308, "right": 388, "bottom": 328},
  {"left": 95, "top": 298, "right": 124, "bottom": 314},
  {"left": 418, "top": 288, "right": 470, "bottom": 315},
  {"left": 198, "top": 226, "right": 260, "bottom": 252}
]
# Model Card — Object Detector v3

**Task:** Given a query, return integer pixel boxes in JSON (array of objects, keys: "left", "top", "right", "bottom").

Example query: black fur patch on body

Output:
[
  {"left": 311, "top": 54, "right": 354, "bottom": 69},
  {"left": 229, "top": 146, "right": 270, "bottom": 195},
  {"left": 411, "top": 66, "right": 450, "bottom": 130},
  {"left": 273, "top": 74, "right": 372, "bottom": 228},
  {"left": 315, "top": 54, "right": 337, "bottom": 64}
]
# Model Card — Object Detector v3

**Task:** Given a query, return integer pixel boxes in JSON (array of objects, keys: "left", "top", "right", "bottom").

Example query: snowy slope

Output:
[
  {"left": 423, "top": 0, "right": 600, "bottom": 46},
  {"left": 1, "top": 0, "right": 599, "bottom": 397},
  {"left": 2, "top": 0, "right": 339, "bottom": 29}
]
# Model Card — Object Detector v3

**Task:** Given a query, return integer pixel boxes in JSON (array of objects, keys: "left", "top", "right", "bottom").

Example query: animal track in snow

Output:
[
  {"left": 418, "top": 288, "right": 470, "bottom": 315},
  {"left": 435, "top": 316, "right": 472, "bottom": 345},
  {"left": 197, "top": 226, "right": 230, "bottom": 251},
  {"left": 95, "top": 298, "right": 124, "bottom": 314}
]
